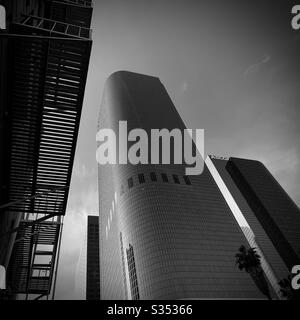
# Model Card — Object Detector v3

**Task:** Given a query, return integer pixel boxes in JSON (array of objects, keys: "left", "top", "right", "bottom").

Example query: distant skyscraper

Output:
[
  {"left": 86, "top": 216, "right": 100, "bottom": 300},
  {"left": 226, "top": 158, "right": 300, "bottom": 269},
  {"left": 98, "top": 71, "right": 265, "bottom": 300},
  {"left": 208, "top": 156, "right": 300, "bottom": 298}
]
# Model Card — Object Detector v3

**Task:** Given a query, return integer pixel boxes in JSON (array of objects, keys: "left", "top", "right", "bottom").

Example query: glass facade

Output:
[
  {"left": 210, "top": 157, "right": 290, "bottom": 299},
  {"left": 87, "top": 216, "right": 100, "bottom": 300},
  {"left": 98, "top": 71, "right": 264, "bottom": 299},
  {"left": 226, "top": 158, "right": 300, "bottom": 270}
]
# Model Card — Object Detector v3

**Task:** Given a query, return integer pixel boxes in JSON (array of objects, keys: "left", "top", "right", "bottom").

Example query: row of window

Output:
[
  {"left": 121, "top": 172, "right": 192, "bottom": 195},
  {"left": 126, "top": 244, "right": 140, "bottom": 300},
  {"left": 120, "top": 233, "right": 128, "bottom": 300}
]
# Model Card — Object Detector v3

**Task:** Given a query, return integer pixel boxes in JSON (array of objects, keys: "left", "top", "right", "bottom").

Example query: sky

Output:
[{"left": 55, "top": 0, "right": 300, "bottom": 299}]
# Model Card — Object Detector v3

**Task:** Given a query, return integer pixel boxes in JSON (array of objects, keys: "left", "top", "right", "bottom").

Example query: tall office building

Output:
[
  {"left": 225, "top": 158, "right": 300, "bottom": 269},
  {"left": 209, "top": 155, "right": 300, "bottom": 299},
  {"left": 98, "top": 71, "right": 267, "bottom": 300},
  {"left": 0, "top": 0, "right": 93, "bottom": 299},
  {"left": 208, "top": 156, "right": 295, "bottom": 298},
  {"left": 86, "top": 215, "right": 100, "bottom": 300}
]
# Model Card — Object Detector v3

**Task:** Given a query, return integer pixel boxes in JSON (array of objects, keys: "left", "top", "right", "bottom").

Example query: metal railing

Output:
[
  {"left": 19, "top": 15, "right": 92, "bottom": 39},
  {"left": 53, "top": 0, "right": 93, "bottom": 8}
]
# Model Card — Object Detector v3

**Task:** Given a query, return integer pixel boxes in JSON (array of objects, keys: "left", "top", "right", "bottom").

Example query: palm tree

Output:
[
  {"left": 235, "top": 245, "right": 272, "bottom": 300},
  {"left": 278, "top": 275, "right": 294, "bottom": 300},
  {"left": 278, "top": 274, "right": 300, "bottom": 300}
]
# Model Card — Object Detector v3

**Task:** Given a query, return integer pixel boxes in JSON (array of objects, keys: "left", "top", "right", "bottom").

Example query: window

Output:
[
  {"left": 128, "top": 177, "right": 133, "bottom": 189},
  {"left": 120, "top": 184, "right": 125, "bottom": 195},
  {"left": 138, "top": 173, "right": 145, "bottom": 184},
  {"left": 126, "top": 244, "right": 140, "bottom": 300},
  {"left": 183, "top": 175, "right": 192, "bottom": 185},
  {"left": 120, "top": 233, "right": 128, "bottom": 300},
  {"left": 150, "top": 172, "right": 157, "bottom": 182},
  {"left": 172, "top": 174, "right": 180, "bottom": 184},
  {"left": 161, "top": 173, "right": 168, "bottom": 183}
]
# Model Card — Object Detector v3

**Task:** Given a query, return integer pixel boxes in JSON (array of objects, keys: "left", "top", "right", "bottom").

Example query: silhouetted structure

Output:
[
  {"left": 86, "top": 215, "right": 100, "bottom": 300},
  {"left": 0, "top": 0, "right": 93, "bottom": 299},
  {"left": 210, "top": 156, "right": 300, "bottom": 299},
  {"left": 226, "top": 158, "right": 300, "bottom": 270}
]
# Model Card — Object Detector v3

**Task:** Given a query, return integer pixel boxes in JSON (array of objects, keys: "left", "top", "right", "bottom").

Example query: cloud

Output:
[
  {"left": 73, "top": 163, "right": 88, "bottom": 179},
  {"left": 244, "top": 54, "right": 271, "bottom": 77},
  {"left": 180, "top": 80, "right": 188, "bottom": 94},
  {"left": 73, "top": 162, "right": 96, "bottom": 179},
  {"left": 266, "top": 148, "right": 299, "bottom": 176}
]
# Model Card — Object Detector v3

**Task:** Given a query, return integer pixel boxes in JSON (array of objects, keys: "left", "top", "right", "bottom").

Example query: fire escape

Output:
[{"left": 0, "top": 0, "right": 93, "bottom": 299}]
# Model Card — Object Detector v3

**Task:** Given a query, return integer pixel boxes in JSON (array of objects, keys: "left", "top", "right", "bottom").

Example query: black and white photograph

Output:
[{"left": 0, "top": 0, "right": 300, "bottom": 310}]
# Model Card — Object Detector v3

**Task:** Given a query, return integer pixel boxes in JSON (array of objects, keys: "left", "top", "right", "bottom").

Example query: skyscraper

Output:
[
  {"left": 98, "top": 71, "right": 266, "bottom": 300},
  {"left": 208, "top": 155, "right": 300, "bottom": 298},
  {"left": 86, "top": 215, "right": 100, "bottom": 300},
  {"left": 226, "top": 158, "right": 300, "bottom": 270}
]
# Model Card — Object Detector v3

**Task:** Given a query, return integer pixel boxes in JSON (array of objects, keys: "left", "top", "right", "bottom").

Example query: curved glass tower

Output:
[{"left": 97, "top": 71, "right": 264, "bottom": 300}]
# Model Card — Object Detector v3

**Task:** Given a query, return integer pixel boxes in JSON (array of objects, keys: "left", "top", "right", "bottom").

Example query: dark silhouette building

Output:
[
  {"left": 0, "top": 0, "right": 93, "bottom": 299},
  {"left": 98, "top": 71, "right": 265, "bottom": 300},
  {"left": 86, "top": 215, "right": 100, "bottom": 300},
  {"left": 209, "top": 156, "right": 291, "bottom": 298},
  {"left": 226, "top": 158, "right": 300, "bottom": 270}
]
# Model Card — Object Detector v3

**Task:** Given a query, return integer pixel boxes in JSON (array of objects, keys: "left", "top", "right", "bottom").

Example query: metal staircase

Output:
[
  {"left": 4, "top": 187, "right": 64, "bottom": 299},
  {"left": 8, "top": 219, "right": 61, "bottom": 296},
  {"left": 0, "top": 0, "right": 93, "bottom": 299}
]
